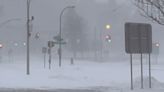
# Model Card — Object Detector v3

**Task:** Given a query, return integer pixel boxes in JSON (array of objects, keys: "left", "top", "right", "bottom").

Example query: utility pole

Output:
[
  {"left": 26, "top": 0, "right": 34, "bottom": 75},
  {"left": 59, "top": 6, "right": 75, "bottom": 67}
]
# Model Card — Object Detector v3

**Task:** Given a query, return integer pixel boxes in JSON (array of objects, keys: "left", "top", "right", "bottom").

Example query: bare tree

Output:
[{"left": 134, "top": 0, "right": 164, "bottom": 25}]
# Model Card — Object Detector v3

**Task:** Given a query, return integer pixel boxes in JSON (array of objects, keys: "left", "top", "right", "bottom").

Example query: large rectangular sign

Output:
[{"left": 125, "top": 22, "right": 152, "bottom": 54}]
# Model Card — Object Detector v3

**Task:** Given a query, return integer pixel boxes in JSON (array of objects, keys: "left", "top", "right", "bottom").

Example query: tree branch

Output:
[{"left": 134, "top": 0, "right": 164, "bottom": 25}]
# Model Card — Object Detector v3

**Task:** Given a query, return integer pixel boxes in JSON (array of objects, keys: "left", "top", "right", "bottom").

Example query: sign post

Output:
[
  {"left": 149, "top": 53, "right": 151, "bottom": 88},
  {"left": 47, "top": 41, "right": 55, "bottom": 69},
  {"left": 152, "top": 43, "right": 160, "bottom": 64},
  {"left": 125, "top": 22, "right": 152, "bottom": 90},
  {"left": 130, "top": 53, "right": 133, "bottom": 90},
  {"left": 42, "top": 47, "right": 47, "bottom": 68},
  {"left": 54, "top": 35, "right": 66, "bottom": 67}
]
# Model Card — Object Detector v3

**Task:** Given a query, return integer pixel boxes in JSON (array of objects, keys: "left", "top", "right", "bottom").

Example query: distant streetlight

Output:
[
  {"left": 106, "top": 24, "right": 111, "bottom": 30},
  {"left": 58, "top": 5, "right": 75, "bottom": 67}
]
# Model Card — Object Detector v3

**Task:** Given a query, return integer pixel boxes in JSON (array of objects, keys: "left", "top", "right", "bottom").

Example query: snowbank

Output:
[{"left": 134, "top": 76, "right": 164, "bottom": 89}]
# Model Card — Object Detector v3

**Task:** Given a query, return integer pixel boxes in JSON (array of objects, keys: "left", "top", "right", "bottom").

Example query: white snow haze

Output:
[{"left": 0, "top": 0, "right": 164, "bottom": 92}]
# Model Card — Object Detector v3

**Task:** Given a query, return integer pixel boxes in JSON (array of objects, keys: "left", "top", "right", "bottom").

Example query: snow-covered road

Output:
[
  {"left": 1, "top": 60, "right": 164, "bottom": 92},
  {"left": 0, "top": 88, "right": 99, "bottom": 92}
]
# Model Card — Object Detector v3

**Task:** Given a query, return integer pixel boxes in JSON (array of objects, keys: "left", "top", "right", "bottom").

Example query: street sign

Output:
[
  {"left": 125, "top": 22, "right": 152, "bottom": 90},
  {"left": 54, "top": 41, "right": 66, "bottom": 44},
  {"left": 48, "top": 41, "right": 55, "bottom": 48},
  {"left": 53, "top": 35, "right": 63, "bottom": 41},
  {"left": 125, "top": 22, "right": 152, "bottom": 54},
  {"left": 53, "top": 35, "right": 67, "bottom": 67}
]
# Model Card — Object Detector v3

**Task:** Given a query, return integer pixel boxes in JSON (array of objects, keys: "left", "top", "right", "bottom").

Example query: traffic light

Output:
[
  {"left": 48, "top": 41, "right": 55, "bottom": 48},
  {"left": 105, "top": 34, "right": 111, "bottom": 43},
  {"left": 0, "top": 43, "right": 3, "bottom": 48}
]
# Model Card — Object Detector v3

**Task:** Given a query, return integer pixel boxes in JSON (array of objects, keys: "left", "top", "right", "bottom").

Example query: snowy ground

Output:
[{"left": 0, "top": 59, "right": 164, "bottom": 92}]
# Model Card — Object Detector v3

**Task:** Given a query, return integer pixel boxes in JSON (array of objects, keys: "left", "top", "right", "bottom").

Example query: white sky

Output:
[
  {"left": 95, "top": 0, "right": 128, "bottom": 4},
  {"left": 95, "top": 0, "right": 109, "bottom": 3}
]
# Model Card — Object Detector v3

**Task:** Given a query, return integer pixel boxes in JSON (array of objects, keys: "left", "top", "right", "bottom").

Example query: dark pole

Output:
[
  {"left": 26, "top": 0, "right": 30, "bottom": 75},
  {"left": 141, "top": 53, "right": 143, "bottom": 89},
  {"left": 138, "top": 27, "right": 143, "bottom": 89},
  {"left": 94, "top": 27, "right": 97, "bottom": 60},
  {"left": 49, "top": 48, "right": 51, "bottom": 69},
  {"left": 59, "top": 6, "right": 75, "bottom": 67},
  {"left": 130, "top": 54, "right": 133, "bottom": 90},
  {"left": 44, "top": 53, "right": 46, "bottom": 68},
  {"left": 149, "top": 53, "right": 151, "bottom": 88}
]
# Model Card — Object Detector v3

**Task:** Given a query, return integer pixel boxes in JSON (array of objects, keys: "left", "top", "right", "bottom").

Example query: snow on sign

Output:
[{"left": 125, "top": 22, "right": 152, "bottom": 54}]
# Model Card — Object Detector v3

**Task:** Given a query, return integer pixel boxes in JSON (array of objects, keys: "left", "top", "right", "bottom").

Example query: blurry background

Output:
[{"left": 0, "top": 0, "right": 163, "bottom": 63}]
